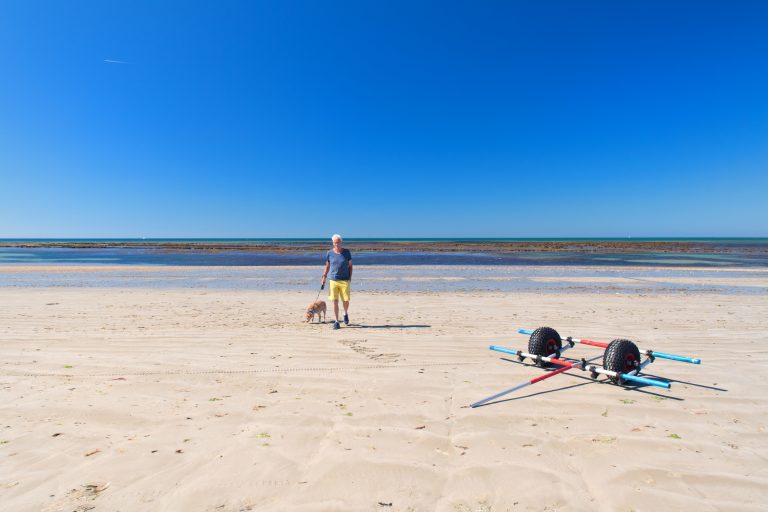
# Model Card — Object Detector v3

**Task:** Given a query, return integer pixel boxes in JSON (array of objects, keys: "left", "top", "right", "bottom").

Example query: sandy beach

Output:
[
  {"left": 5, "top": 0, "right": 767, "bottom": 509},
  {"left": 1, "top": 267, "right": 767, "bottom": 511}
]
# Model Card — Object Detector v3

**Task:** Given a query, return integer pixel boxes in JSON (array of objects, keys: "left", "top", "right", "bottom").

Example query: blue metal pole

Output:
[
  {"left": 489, "top": 345, "right": 519, "bottom": 356},
  {"left": 619, "top": 372, "right": 670, "bottom": 389},
  {"left": 651, "top": 351, "right": 701, "bottom": 364}
]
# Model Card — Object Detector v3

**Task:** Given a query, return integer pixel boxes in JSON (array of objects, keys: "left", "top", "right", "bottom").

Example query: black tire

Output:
[
  {"left": 603, "top": 339, "right": 641, "bottom": 384},
  {"left": 528, "top": 327, "right": 562, "bottom": 367}
]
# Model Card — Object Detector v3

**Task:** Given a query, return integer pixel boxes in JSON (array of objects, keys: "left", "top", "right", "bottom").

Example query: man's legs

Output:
[
  {"left": 342, "top": 301, "right": 349, "bottom": 324},
  {"left": 329, "top": 281, "right": 341, "bottom": 329}
]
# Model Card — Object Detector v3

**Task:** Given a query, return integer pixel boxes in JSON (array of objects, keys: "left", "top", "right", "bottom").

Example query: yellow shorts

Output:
[{"left": 328, "top": 280, "right": 351, "bottom": 301}]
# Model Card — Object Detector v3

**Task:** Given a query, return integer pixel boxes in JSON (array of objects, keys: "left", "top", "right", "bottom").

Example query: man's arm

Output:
[
  {"left": 348, "top": 260, "right": 353, "bottom": 281},
  {"left": 321, "top": 261, "right": 330, "bottom": 287}
]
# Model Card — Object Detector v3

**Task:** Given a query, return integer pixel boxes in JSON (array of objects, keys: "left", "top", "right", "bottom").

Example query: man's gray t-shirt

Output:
[{"left": 326, "top": 249, "right": 352, "bottom": 280}]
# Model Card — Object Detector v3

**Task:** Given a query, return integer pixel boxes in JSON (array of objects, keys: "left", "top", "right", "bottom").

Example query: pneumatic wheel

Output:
[
  {"left": 603, "top": 339, "right": 641, "bottom": 384},
  {"left": 527, "top": 327, "right": 562, "bottom": 367}
]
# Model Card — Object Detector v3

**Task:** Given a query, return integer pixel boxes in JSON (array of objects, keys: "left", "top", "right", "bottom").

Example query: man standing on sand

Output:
[{"left": 321, "top": 234, "right": 353, "bottom": 330}]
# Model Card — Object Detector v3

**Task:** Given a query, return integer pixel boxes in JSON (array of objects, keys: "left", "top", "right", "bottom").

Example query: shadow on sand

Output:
[{"left": 346, "top": 324, "right": 431, "bottom": 329}]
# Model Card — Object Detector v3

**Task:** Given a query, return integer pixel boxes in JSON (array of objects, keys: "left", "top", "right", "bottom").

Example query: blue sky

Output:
[{"left": 1, "top": 0, "right": 766, "bottom": 238}]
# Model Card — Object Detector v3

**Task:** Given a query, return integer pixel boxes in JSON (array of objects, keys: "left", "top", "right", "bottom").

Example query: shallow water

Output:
[
  {"left": 1, "top": 265, "right": 765, "bottom": 295},
  {"left": 1, "top": 246, "right": 768, "bottom": 268}
]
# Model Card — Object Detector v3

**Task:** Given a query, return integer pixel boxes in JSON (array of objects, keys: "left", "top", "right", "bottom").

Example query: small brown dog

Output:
[{"left": 305, "top": 300, "right": 327, "bottom": 323}]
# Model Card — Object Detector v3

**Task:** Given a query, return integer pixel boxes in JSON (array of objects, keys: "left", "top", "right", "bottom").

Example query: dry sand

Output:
[{"left": 1, "top": 272, "right": 767, "bottom": 511}]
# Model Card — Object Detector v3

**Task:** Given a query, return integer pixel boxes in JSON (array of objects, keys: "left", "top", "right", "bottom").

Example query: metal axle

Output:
[{"left": 517, "top": 329, "right": 701, "bottom": 364}]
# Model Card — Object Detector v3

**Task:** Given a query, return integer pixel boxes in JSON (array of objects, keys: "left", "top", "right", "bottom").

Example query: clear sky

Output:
[{"left": 1, "top": 1, "right": 766, "bottom": 238}]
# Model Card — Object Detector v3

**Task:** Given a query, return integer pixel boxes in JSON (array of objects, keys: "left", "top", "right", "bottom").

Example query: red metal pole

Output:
[
  {"left": 576, "top": 338, "right": 608, "bottom": 348},
  {"left": 529, "top": 359, "right": 578, "bottom": 384}
]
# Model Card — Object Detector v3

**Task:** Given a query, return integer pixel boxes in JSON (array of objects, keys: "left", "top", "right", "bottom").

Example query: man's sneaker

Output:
[
  {"left": 333, "top": 321, "right": 340, "bottom": 330},
  {"left": 343, "top": 314, "right": 349, "bottom": 325}
]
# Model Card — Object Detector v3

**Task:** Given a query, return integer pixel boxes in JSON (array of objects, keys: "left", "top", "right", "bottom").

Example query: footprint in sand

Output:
[{"left": 338, "top": 339, "right": 401, "bottom": 362}]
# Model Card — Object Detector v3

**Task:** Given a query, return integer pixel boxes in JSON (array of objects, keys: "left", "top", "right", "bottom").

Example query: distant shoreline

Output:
[{"left": 2, "top": 239, "right": 768, "bottom": 254}]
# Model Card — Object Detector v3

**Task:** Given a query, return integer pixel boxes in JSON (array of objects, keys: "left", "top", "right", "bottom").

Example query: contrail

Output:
[{"left": 103, "top": 59, "right": 128, "bottom": 64}]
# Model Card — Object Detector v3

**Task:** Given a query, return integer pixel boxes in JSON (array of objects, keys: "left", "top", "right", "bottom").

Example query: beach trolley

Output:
[{"left": 471, "top": 327, "right": 701, "bottom": 408}]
